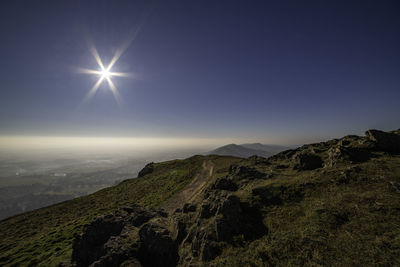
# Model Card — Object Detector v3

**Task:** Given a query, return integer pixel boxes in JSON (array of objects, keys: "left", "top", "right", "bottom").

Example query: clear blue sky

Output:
[{"left": 0, "top": 0, "right": 399, "bottom": 144}]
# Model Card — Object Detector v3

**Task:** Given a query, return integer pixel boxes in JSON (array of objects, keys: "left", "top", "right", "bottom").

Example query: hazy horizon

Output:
[{"left": 0, "top": 130, "right": 363, "bottom": 154}]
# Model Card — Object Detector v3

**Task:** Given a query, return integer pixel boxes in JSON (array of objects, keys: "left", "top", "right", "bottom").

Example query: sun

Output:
[
  {"left": 99, "top": 68, "right": 111, "bottom": 79},
  {"left": 77, "top": 44, "right": 132, "bottom": 105}
]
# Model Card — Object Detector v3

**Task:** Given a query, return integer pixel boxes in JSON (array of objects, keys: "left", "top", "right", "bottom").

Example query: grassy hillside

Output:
[
  {"left": 1, "top": 129, "right": 400, "bottom": 266},
  {"left": 215, "top": 151, "right": 400, "bottom": 266},
  {"left": 0, "top": 155, "right": 239, "bottom": 266}
]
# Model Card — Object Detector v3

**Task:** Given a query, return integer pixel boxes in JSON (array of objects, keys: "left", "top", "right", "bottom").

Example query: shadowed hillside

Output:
[{"left": 1, "top": 129, "right": 400, "bottom": 266}]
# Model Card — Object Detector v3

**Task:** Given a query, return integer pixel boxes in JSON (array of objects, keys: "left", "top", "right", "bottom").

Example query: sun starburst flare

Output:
[{"left": 77, "top": 44, "right": 132, "bottom": 105}]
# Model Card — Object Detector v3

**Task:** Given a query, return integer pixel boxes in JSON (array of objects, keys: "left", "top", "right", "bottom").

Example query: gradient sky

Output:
[{"left": 0, "top": 0, "right": 399, "bottom": 145}]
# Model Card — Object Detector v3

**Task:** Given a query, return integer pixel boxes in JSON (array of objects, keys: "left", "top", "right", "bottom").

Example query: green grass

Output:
[
  {"left": 0, "top": 155, "right": 213, "bottom": 266},
  {"left": 213, "top": 154, "right": 400, "bottom": 266}
]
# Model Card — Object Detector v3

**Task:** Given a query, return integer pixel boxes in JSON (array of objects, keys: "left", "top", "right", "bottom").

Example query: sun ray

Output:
[
  {"left": 106, "top": 77, "right": 122, "bottom": 106},
  {"left": 107, "top": 23, "right": 143, "bottom": 71},
  {"left": 109, "top": 71, "right": 132, "bottom": 77},
  {"left": 76, "top": 67, "right": 102, "bottom": 75},
  {"left": 89, "top": 45, "right": 105, "bottom": 70},
  {"left": 82, "top": 77, "right": 104, "bottom": 103}
]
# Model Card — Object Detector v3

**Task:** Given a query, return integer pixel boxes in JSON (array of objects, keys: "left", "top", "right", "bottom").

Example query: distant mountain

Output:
[{"left": 208, "top": 143, "right": 288, "bottom": 158}]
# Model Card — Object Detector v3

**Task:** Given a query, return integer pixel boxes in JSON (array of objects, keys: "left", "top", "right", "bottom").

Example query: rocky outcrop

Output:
[
  {"left": 293, "top": 152, "right": 323, "bottom": 170},
  {"left": 72, "top": 213, "right": 128, "bottom": 266},
  {"left": 71, "top": 206, "right": 160, "bottom": 267},
  {"left": 178, "top": 187, "right": 267, "bottom": 264},
  {"left": 228, "top": 165, "right": 265, "bottom": 180},
  {"left": 325, "top": 145, "right": 371, "bottom": 167},
  {"left": 366, "top": 129, "right": 400, "bottom": 154},
  {"left": 138, "top": 163, "right": 154, "bottom": 177},
  {"left": 138, "top": 220, "right": 178, "bottom": 267},
  {"left": 71, "top": 181, "right": 267, "bottom": 266}
]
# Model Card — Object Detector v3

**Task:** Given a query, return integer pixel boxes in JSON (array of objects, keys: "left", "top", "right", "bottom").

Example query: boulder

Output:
[
  {"left": 293, "top": 152, "right": 323, "bottom": 170},
  {"left": 184, "top": 189, "right": 266, "bottom": 262},
  {"left": 90, "top": 235, "right": 136, "bottom": 267},
  {"left": 72, "top": 214, "right": 127, "bottom": 266},
  {"left": 228, "top": 165, "right": 264, "bottom": 180},
  {"left": 71, "top": 206, "right": 158, "bottom": 267},
  {"left": 138, "top": 222, "right": 178, "bottom": 267},
  {"left": 129, "top": 207, "right": 158, "bottom": 227},
  {"left": 325, "top": 145, "right": 370, "bottom": 167},
  {"left": 366, "top": 129, "right": 400, "bottom": 154}
]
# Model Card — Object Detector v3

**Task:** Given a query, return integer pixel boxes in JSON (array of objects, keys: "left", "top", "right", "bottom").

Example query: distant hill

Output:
[{"left": 208, "top": 143, "right": 288, "bottom": 158}]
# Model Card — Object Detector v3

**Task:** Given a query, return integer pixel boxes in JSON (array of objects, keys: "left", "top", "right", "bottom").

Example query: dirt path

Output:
[{"left": 160, "top": 160, "right": 214, "bottom": 213}]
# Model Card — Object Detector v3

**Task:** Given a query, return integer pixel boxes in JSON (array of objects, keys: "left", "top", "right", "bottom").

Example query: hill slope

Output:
[{"left": 1, "top": 129, "right": 400, "bottom": 266}]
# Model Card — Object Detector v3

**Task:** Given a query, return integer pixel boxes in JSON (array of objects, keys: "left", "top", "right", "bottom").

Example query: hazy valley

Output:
[{"left": 0, "top": 148, "right": 204, "bottom": 220}]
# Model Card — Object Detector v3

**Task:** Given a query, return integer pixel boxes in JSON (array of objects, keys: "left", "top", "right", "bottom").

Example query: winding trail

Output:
[{"left": 160, "top": 160, "right": 214, "bottom": 213}]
